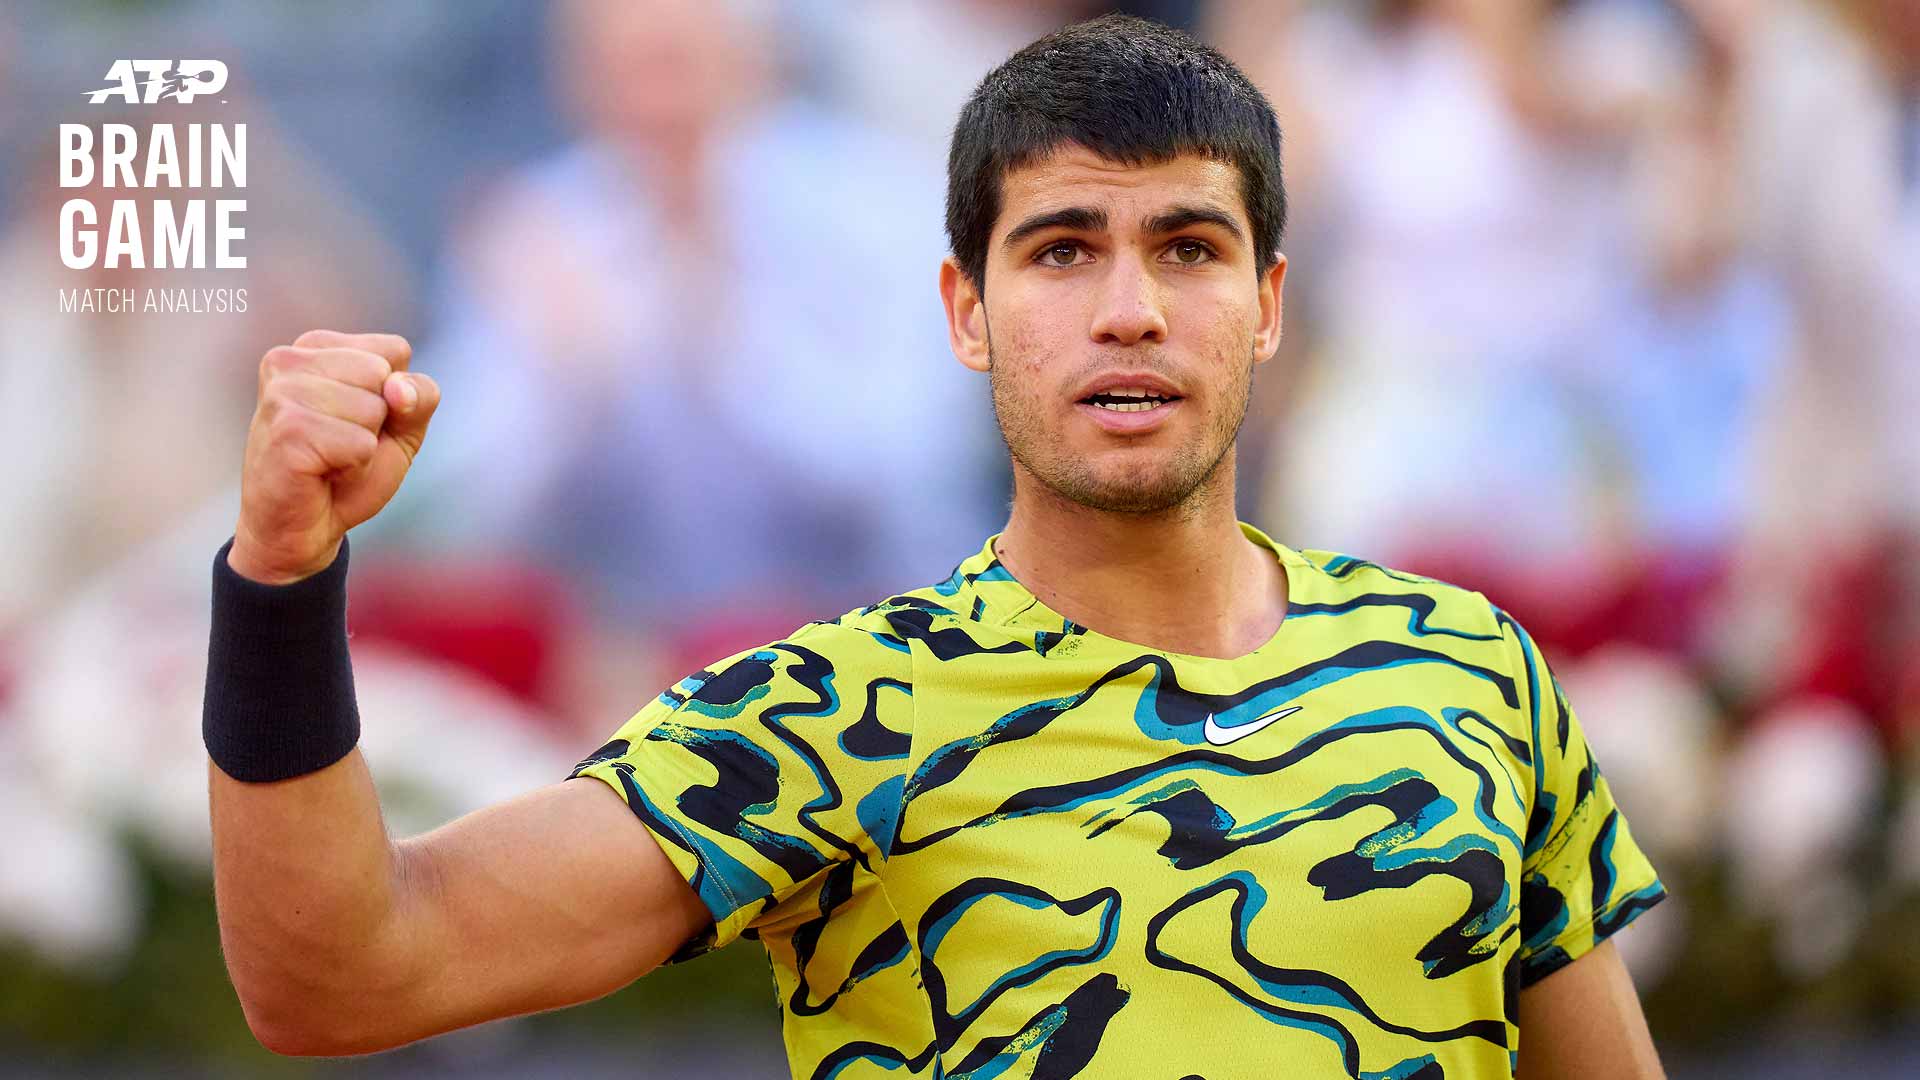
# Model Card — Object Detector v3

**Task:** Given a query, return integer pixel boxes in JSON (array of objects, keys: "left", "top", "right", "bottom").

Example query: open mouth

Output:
[{"left": 1079, "top": 388, "right": 1182, "bottom": 413}]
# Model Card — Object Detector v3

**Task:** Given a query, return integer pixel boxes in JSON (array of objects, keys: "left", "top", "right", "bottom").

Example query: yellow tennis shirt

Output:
[{"left": 571, "top": 522, "right": 1667, "bottom": 1079}]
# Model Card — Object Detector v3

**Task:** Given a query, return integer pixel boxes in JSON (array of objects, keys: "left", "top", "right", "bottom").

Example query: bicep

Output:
[
  {"left": 381, "top": 777, "right": 709, "bottom": 1044},
  {"left": 1515, "top": 939, "right": 1665, "bottom": 1080}
]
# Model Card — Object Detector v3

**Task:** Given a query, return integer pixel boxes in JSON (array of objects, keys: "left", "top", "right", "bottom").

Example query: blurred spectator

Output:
[
  {"left": 392, "top": 0, "right": 1003, "bottom": 651},
  {"left": 1222, "top": 1, "right": 1792, "bottom": 659},
  {"left": 1235, "top": 1, "right": 1654, "bottom": 553},
  {"left": 1701, "top": 0, "right": 1920, "bottom": 738},
  {"left": 1720, "top": 0, "right": 1920, "bottom": 537},
  {"left": 802, "top": 0, "right": 1099, "bottom": 162}
]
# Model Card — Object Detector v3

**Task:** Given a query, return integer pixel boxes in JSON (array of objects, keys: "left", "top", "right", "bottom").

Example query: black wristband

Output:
[{"left": 204, "top": 536, "right": 361, "bottom": 782}]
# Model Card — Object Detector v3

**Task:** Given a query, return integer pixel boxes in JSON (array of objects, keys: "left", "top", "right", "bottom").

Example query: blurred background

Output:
[{"left": 1, "top": 0, "right": 1916, "bottom": 1075}]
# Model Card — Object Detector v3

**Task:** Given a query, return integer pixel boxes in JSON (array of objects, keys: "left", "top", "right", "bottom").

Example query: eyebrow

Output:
[
  {"left": 1141, "top": 204, "right": 1245, "bottom": 244},
  {"left": 1001, "top": 206, "right": 1108, "bottom": 252},
  {"left": 999, "top": 203, "right": 1246, "bottom": 253}
]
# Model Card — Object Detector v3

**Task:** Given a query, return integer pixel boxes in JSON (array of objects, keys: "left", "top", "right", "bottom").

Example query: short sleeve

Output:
[
  {"left": 568, "top": 620, "right": 914, "bottom": 962},
  {"left": 1499, "top": 609, "right": 1669, "bottom": 988}
]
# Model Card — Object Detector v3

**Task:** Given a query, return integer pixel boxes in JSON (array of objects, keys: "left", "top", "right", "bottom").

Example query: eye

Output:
[
  {"left": 1037, "top": 241, "right": 1086, "bottom": 267},
  {"left": 1166, "top": 239, "right": 1216, "bottom": 265}
]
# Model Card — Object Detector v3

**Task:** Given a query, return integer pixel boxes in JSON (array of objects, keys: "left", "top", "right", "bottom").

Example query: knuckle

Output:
[
  {"left": 343, "top": 427, "right": 380, "bottom": 465},
  {"left": 331, "top": 348, "right": 388, "bottom": 387},
  {"left": 366, "top": 332, "right": 411, "bottom": 364},
  {"left": 293, "top": 329, "right": 338, "bottom": 349},
  {"left": 258, "top": 391, "right": 307, "bottom": 436},
  {"left": 260, "top": 345, "right": 307, "bottom": 379},
  {"left": 264, "top": 399, "right": 311, "bottom": 442}
]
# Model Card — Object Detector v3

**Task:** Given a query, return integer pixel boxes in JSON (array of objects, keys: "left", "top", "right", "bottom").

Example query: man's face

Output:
[{"left": 941, "top": 146, "right": 1285, "bottom": 515}]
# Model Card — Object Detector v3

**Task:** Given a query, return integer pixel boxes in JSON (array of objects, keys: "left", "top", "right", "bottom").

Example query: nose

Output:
[{"left": 1088, "top": 253, "right": 1168, "bottom": 346}]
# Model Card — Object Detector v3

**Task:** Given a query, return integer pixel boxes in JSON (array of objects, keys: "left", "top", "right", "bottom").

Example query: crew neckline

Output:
[{"left": 962, "top": 520, "right": 1306, "bottom": 666}]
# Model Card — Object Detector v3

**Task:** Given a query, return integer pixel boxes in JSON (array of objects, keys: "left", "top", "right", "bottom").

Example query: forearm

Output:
[{"left": 209, "top": 749, "right": 420, "bottom": 1053}]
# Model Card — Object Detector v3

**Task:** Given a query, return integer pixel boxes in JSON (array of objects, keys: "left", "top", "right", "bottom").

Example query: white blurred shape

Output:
[
  {"left": 1562, "top": 644, "right": 1721, "bottom": 865},
  {"left": 0, "top": 728, "right": 140, "bottom": 970},
  {"left": 1720, "top": 697, "right": 1884, "bottom": 977}
]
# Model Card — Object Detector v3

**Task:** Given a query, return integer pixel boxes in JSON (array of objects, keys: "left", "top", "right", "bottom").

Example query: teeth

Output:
[{"left": 1094, "top": 400, "right": 1164, "bottom": 412}]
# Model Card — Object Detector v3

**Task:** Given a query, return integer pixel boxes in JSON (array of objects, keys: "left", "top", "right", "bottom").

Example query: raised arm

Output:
[
  {"left": 207, "top": 331, "right": 709, "bottom": 1055},
  {"left": 212, "top": 759, "right": 708, "bottom": 1055}
]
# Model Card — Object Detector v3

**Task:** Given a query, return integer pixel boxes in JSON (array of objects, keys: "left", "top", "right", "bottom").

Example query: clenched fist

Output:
[{"left": 228, "top": 330, "right": 440, "bottom": 585}]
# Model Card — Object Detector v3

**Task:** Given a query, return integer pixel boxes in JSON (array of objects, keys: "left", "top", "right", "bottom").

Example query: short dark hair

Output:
[{"left": 945, "top": 13, "right": 1286, "bottom": 291}]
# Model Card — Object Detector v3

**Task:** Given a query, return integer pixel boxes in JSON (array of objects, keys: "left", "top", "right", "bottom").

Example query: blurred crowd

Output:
[{"left": 1, "top": 0, "right": 1917, "bottom": 1063}]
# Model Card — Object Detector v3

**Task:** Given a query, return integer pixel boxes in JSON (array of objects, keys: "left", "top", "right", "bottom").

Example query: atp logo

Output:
[{"left": 87, "top": 60, "right": 228, "bottom": 104}]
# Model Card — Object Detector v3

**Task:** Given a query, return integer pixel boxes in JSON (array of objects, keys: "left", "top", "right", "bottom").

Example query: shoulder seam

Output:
[{"left": 1491, "top": 603, "right": 1547, "bottom": 823}]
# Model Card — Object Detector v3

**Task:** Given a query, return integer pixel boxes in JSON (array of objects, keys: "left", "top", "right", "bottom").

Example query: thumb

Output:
[{"left": 382, "top": 371, "right": 441, "bottom": 457}]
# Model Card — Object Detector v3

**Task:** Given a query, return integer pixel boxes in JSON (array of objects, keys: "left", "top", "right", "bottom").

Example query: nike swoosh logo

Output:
[{"left": 1203, "top": 705, "right": 1302, "bottom": 746}]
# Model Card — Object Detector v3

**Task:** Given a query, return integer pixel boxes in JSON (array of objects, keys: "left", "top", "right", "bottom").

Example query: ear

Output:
[
  {"left": 1252, "top": 252, "right": 1287, "bottom": 364},
  {"left": 940, "top": 257, "right": 992, "bottom": 373}
]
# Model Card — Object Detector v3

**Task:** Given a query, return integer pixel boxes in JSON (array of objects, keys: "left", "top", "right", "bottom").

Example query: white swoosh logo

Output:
[{"left": 1203, "top": 705, "right": 1303, "bottom": 746}]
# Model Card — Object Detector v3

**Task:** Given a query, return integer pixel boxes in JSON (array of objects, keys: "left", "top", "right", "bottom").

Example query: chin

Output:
[{"left": 1055, "top": 467, "right": 1206, "bottom": 514}]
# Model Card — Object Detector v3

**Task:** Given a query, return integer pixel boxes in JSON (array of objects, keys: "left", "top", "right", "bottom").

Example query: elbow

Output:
[
  {"left": 223, "top": 923, "right": 428, "bottom": 1056},
  {"left": 239, "top": 1003, "right": 329, "bottom": 1057},
  {"left": 234, "top": 979, "right": 414, "bottom": 1058},
  {"left": 245, "top": 1015, "right": 343, "bottom": 1059},
  {"left": 242, "top": 1003, "right": 406, "bottom": 1058},
  {"left": 240, "top": 1003, "right": 364, "bottom": 1058}
]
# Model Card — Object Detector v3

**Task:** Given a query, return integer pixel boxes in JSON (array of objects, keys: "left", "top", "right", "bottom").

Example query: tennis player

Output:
[{"left": 206, "top": 15, "right": 1668, "bottom": 1078}]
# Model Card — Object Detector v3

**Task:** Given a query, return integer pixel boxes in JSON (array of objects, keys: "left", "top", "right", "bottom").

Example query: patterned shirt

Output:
[{"left": 570, "top": 521, "right": 1667, "bottom": 1079}]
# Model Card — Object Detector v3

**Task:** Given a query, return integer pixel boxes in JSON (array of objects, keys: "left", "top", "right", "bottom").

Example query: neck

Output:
[
  {"left": 612, "top": 128, "right": 716, "bottom": 220},
  {"left": 992, "top": 452, "right": 1288, "bottom": 660}
]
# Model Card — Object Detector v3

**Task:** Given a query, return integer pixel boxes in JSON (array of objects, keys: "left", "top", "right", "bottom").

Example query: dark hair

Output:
[{"left": 945, "top": 13, "right": 1286, "bottom": 291}]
